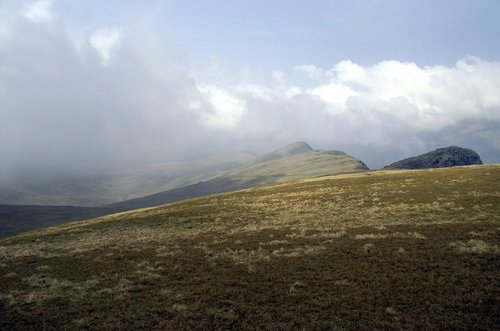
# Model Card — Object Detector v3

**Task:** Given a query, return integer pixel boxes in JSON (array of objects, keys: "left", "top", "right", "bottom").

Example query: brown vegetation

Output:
[{"left": 0, "top": 165, "right": 499, "bottom": 330}]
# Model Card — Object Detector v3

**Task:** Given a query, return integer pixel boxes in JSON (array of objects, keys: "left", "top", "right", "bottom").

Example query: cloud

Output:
[
  {"left": 0, "top": 2, "right": 207, "bottom": 182},
  {"left": 0, "top": 1, "right": 498, "bottom": 186},
  {"left": 294, "top": 65, "right": 324, "bottom": 78},
  {"left": 89, "top": 27, "right": 122, "bottom": 66},
  {"left": 198, "top": 85, "right": 246, "bottom": 130},
  {"left": 23, "top": 0, "right": 52, "bottom": 23},
  {"left": 309, "top": 83, "right": 358, "bottom": 114},
  {"left": 194, "top": 57, "right": 500, "bottom": 165}
]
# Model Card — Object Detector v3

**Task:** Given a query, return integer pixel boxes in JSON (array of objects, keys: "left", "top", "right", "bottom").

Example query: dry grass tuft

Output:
[
  {"left": 450, "top": 239, "right": 499, "bottom": 254},
  {"left": 355, "top": 232, "right": 426, "bottom": 240}
]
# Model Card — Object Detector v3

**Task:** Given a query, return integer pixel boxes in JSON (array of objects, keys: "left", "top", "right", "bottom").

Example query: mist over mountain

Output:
[
  {"left": 107, "top": 141, "right": 368, "bottom": 210},
  {"left": 0, "top": 151, "right": 256, "bottom": 206},
  {"left": 0, "top": 142, "right": 367, "bottom": 237},
  {"left": 1, "top": 1, "right": 499, "bottom": 186}
]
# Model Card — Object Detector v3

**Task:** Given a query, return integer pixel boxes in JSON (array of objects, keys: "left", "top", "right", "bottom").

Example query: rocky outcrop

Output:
[{"left": 384, "top": 146, "right": 483, "bottom": 169}]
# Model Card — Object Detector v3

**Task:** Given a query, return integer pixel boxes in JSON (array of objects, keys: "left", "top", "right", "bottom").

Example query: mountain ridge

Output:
[
  {"left": 106, "top": 142, "right": 368, "bottom": 209},
  {"left": 0, "top": 142, "right": 368, "bottom": 238}
]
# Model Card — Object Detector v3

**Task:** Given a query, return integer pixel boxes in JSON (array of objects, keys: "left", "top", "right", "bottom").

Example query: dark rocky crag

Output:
[{"left": 384, "top": 146, "right": 483, "bottom": 169}]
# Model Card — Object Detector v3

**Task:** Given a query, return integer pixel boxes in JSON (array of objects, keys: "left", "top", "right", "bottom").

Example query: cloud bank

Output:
[
  {"left": 197, "top": 57, "right": 500, "bottom": 165},
  {"left": 1, "top": 1, "right": 499, "bottom": 183}
]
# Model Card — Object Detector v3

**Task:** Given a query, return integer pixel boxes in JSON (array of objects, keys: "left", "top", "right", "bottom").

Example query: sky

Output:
[{"left": 1, "top": 0, "right": 499, "bottom": 183}]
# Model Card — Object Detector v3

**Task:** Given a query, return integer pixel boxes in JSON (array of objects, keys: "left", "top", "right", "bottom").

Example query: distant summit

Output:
[
  {"left": 384, "top": 146, "right": 483, "bottom": 169},
  {"left": 273, "top": 141, "right": 313, "bottom": 155},
  {"left": 251, "top": 141, "right": 313, "bottom": 164}
]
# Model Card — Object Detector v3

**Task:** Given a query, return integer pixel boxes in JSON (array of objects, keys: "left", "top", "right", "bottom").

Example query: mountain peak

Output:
[
  {"left": 274, "top": 141, "right": 313, "bottom": 155},
  {"left": 253, "top": 141, "right": 313, "bottom": 163}
]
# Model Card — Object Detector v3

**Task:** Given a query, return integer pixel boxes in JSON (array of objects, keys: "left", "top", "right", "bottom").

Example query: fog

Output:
[{"left": 1, "top": 1, "right": 499, "bottom": 185}]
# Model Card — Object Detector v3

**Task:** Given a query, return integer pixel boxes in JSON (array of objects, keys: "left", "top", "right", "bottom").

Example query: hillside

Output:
[
  {"left": 0, "top": 142, "right": 368, "bottom": 238},
  {"left": 384, "top": 146, "right": 483, "bottom": 169},
  {"left": 107, "top": 142, "right": 368, "bottom": 210},
  {"left": 1, "top": 165, "right": 498, "bottom": 330}
]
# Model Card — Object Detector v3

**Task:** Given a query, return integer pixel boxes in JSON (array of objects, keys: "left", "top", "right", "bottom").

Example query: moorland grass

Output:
[{"left": 0, "top": 165, "right": 499, "bottom": 330}]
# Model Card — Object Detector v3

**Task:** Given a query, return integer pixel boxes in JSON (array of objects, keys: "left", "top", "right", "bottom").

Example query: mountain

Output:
[
  {"left": 106, "top": 142, "right": 369, "bottom": 210},
  {"left": 1, "top": 165, "right": 498, "bottom": 330},
  {"left": 384, "top": 146, "right": 483, "bottom": 169},
  {"left": 0, "top": 142, "right": 368, "bottom": 238}
]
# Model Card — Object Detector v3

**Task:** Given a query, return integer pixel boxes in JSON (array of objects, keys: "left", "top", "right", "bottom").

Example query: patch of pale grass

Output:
[
  {"left": 272, "top": 245, "right": 326, "bottom": 257},
  {"left": 35, "top": 265, "right": 51, "bottom": 271},
  {"left": 355, "top": 232, "right": 426, "bottom": 240},
  {"left": 207, "top": 244, "right": 326, "bottom": 264},
  {"left": 0, "top": 273, "right": 137, "bottom": 306},
  {"left": 469, "top": 231, "right": 493, "bottom": 237},
  {"left": 0, "top": 274, "right": 76, "bottom": 305},
  {"left": 73, "top": 317, "right": 92, "bottom": 326},
  {"left": 209, "top": 247, "right": 271, "bottom": 264},
  {"left": 308, "top": 230, "right": 347, "bottom": 239},
  {"left": 247, "top": 264, "right": 257, "bottom": 273},
  {"left": 386, "top": 307, "right": 399, "bottom": 315},
  {"left": 333, "top": 279, "right": 350, "bottom": 286},
  {"left": 172, "top": 304, "right": 188, "bottom": 312},
  {"left": 262, "top": 239, "right": 289, "bottom": 246},
  {"left": 135, "top": 261, "right": 163, "bottom": 280},
  {"left": 156, "top": 245, "right": 182, "bottom": 257},
  {"left": 450, "top": 239, "right": 499, "bottom": 254},
  {"left": 286, "top": 230, "right": 346, "bottom": 240},
  {"left": 206, "top": 307, "right": 239, "bottom": 322},
  {"left": 397, "top": 247, "right": 407, "bottom": 254}
]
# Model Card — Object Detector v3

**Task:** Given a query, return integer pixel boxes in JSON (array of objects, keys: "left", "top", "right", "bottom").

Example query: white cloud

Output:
[
  {"left": 202, "top": 57, "right": 500, "bottom": 134},
  {"left": 272, "top": 70, "right": 284, "bottom": 82},
  {"left": 1, "top": 0, "right": 499, "bottom": 177},
  {"left": 294, "top": 65, "right": 324, "bottom": 78},
  {"left": 89, "top": 27, "right": 122, "bottom": 66},
  {"left": 196, "top": 58, "right": 500, "bottom": 165},
  {"left": 198, "top": 85, "right": 246, "bottom": 130},
  {"left": 234, "top": 84, "right": 273, "bottom": 101},
  {"left": 310, "top": 83, "right": 358, "bottom": 114},
  {"left": 24, "top": 0, "right": 52, "bottom": 23},
  {"left": 297, "top": 58, "right": 500, "bottom": 130}
]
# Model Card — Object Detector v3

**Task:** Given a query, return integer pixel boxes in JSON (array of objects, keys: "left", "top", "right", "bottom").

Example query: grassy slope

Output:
[
  {"left": 107, "top": 148, "right": 368, "bottom": 211},
  {"left": 0, "top": 165, "right": 498, "bottom": 330},
  {"left": 0, "top": 153, "right": 365, "bottom": 239}
]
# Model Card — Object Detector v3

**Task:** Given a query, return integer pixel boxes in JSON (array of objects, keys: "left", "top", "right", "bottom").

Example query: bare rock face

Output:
[{"left": 384, "top": 146, "right": 483, "bottom": 169}]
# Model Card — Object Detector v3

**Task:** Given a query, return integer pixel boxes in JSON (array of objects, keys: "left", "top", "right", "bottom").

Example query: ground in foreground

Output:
[{"left": 1, "top": 166, "right": 499, "bottom": 330}]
